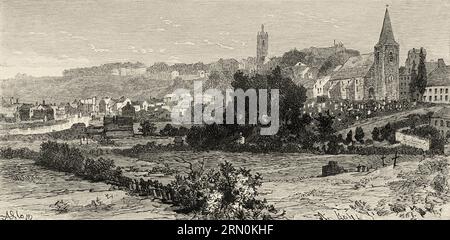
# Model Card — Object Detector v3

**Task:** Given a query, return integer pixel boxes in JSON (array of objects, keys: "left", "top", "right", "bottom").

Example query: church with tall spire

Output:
[
  {"left": 328, "top": 7, "right": 401, "bottom": 101},
  {"left": 372, "top": 6, "right": 400, "bottom": 101}
]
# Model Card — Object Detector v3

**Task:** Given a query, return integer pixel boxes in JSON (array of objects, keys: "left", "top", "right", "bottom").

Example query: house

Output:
[
  {"left": 131, "top": 100, "right": 149, "bottom": 112},
  {"left": 64, "top": 102, "right": 79, "bottom": 116},
  {"left": 313, "top": 65, "right": 342, "bottom": 99},
  {"left": 0, "top": 97, "right": 21, "bottom": 121},
  {"left": 98, "top": 97, "right": 114, "bottom": 115},
  {"left": 430, "top": 107, "right": 450, "bottom": 137},
  {"left": 114, "top": 97, "right": 132, "bottom": 113},
  {"left": 421, "top": 59, "right": 450, "bottom": 104},
  {"left": 121, "top": 102, "right": 135, "bottom": 118},
  {"left": 30, "top": 101, "right": 54, "bottom": 121},
  {"left": 18, "top": 104, "right": 33, "bottom": 121},
  {"left": 51, "top": 105, "right": 66, "bottom": 120},
  {"left": 79, "top": 97, "right": 97, "bottom": 113},
  {"left": 103, "top": 116, "right": 134, "bottom": 138}
]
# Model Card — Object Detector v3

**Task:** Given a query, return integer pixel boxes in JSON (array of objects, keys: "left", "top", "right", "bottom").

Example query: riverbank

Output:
[{"left": 0, "top": 158, "right": 183, "bottom": 220}]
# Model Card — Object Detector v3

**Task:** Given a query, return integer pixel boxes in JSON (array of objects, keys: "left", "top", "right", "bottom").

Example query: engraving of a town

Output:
[{"left": 1, "top": 0, "right": 450, "bottom": 220}]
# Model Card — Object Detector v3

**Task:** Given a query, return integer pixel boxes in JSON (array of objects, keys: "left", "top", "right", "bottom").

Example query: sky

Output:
[{"left": 0, "top": 0, "right": 449, "bottom": 79}]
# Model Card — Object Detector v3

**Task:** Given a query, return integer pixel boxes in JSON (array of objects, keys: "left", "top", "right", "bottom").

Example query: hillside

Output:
[
  {"left": 0, "top": 75, "right": 173, "bottom": 103},
  {"left": 0, "top": 46, "right": 360, "bottom": 103}
]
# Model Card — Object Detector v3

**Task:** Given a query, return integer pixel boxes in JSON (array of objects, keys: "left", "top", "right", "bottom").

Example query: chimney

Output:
[
  {"left": 438, "top": 58, "right": 446, "bottom": 68},
  {"left": 43, "top": 100, "right": 46, "bottom": 105},
  {"left": 16, "top": 98, "right": 19, "bottom": 104}
]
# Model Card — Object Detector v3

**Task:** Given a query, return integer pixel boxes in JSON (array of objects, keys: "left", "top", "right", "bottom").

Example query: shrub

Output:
[
  {"left": 0, "top": 147, "right": 37, "bottom": 160},
  {"left": 372, "top": 127, "right": 381, "bottom": 141},
  {"left": 36, "top": 141, "right": 122, "bottom": 182},
  {"left": 139, "top": 120, "right": 157, "bottom": 136},
  {"left": 160, "top": 124, "right": 189, "bottom": 137},
  {"left": 171, "top": 161, "right": 280, "bottom": 219}
]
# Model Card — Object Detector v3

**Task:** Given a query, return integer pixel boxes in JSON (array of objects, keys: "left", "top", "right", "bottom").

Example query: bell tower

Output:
[
  {"left": 373, "top": 6, "right": 400, "bottom": 101},
  {"left": 256, "top": 24, "right": 268, "bottom": 72}
]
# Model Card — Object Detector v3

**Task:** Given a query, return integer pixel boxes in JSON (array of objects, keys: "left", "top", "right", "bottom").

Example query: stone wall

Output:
[{"left": 395, "top": 131, "right": 430, "bottom": 151}]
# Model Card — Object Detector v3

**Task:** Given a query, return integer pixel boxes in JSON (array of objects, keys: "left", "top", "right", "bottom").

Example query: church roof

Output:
[
  {"left": 330, "top": 53, "right": 374, "bottom": 81},
  {"left": 377, "top": 8, "right": 398, "bottom": 46}
]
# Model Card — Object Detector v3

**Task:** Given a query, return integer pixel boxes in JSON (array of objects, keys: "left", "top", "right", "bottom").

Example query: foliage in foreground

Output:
[
  {"left": 171, "top": 160, "right": 281, "bottom": 220},
  {"left": 36, "top": 141, "right": 122, "bottom": 182}
]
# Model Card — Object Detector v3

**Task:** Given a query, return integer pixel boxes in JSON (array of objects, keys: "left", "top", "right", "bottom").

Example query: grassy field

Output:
[{"left": 1, "top": 135, "right": 448, "bottom": 220}]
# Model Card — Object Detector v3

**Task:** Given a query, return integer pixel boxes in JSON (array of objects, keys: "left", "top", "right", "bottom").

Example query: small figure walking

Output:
[{"left": 381, "top": 154, "right": 386, "bottom": 167}]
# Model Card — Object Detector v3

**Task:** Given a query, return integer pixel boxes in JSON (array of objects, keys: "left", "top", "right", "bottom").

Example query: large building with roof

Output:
[
  {"left": 399, "top": 48, "right": 441, "bottom": 101},
  {"left": 421, "top": 59, "right": 450, "bottom": 104},
  {"left": 328, "top": 8, "right": 400, "bottom": 101}
]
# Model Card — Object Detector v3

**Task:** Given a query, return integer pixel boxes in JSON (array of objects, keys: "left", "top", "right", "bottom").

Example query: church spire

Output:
[{"left": 378, "top": 6, "right": 397, "bottom": 45}]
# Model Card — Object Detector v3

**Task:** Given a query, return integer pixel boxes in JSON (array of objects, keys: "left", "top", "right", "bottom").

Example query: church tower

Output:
[
  {"left": 256, "top": 24, "right": 268, "bottom": 72},
  {"left": 373, "top": 7, "right": 400, "bottom": 101}
]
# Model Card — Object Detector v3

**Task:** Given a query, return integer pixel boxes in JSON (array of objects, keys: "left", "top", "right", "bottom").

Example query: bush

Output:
[
  {"left": 36, "top": 141, "right": 122, "bottom": 181},
  {"left": 171, "top": 161, "right": 280, "bottom": 219},
  {"left": 160, "top": 124, "right": 189, "bottom": 137},
  {"left": 0, "top": 147, "right": 37, "bottom": 160},
  {"left": 139, "top": 120, "right": 157, "bottom": 136},
  {"left": 84, "top": 157, "right": 122, "bottom": 182}
]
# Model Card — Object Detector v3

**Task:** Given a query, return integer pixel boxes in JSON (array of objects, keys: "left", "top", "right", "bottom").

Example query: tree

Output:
[
  {"left": 337, "top": 134, "right": 344, "bottom": 143},
  {"left": 372, "top": 127, "right": 381, "bottom": 141},
  {"left": 380, "top": 122, "right": 395, "bottom": 143},
  {"left": 325, "top": 136, "right": 342, "bottom": 155},
  {"left": 345, "top": 130, "right": 353, "bottom": 145},
  {"left": 355, "top": 127, "right": 365, "bottom": 144},
  {"left": 232, "top": 67, "right": 308, "bottom": 134},
  {"left": 280, "top": 49, "right": 307, "bottom": 67},
  {"left": 416, "top": 48, "right": 428, "bottom": 100},
  {"left": 139, "top": 120, "right": 157, "bottom": 136},
  {"left": 409, "top": 61, "right": 418, "bottom": 101},
  {"left": 315, "top": 111, "right": 335, "bottom": 141}
]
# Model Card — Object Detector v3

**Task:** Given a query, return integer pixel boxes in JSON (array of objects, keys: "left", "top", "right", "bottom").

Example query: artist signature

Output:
[
  {"left": 316, "top": 211, "right": 362, "bottom": 220},
  {"left": 0, "top": 210, "right": 33, "bottom": 220}
]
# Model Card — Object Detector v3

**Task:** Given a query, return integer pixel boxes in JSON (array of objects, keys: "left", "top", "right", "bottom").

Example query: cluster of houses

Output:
[
  {"left": 0, "top": 97, "right": 56, "bottom": 123},
  {"left": 0, "top": 95, "right": 171, "bottom": 124}
]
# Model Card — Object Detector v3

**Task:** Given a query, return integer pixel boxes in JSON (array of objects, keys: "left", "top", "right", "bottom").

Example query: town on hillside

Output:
[{"left": 1, "top": 1, "right": 450, "bottom": 222}]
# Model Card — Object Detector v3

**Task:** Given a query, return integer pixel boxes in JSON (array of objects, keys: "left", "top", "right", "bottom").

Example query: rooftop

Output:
[
  {"left": 427, "top": 59, "right": 450, "bottom": 87},
  {"left": 330, "top": 53, "right": 374, "bottom": 81}
]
